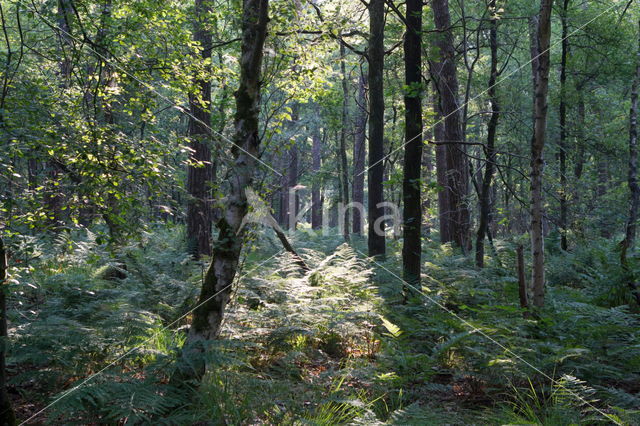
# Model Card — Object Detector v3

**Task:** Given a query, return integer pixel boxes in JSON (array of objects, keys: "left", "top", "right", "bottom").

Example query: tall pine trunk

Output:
[
  {"left": 367, "top": 0, "right": 386, "bottom": 257},
  {"left": 401, "top": 0, "right": 423, "bottom": 288},
  {"left": 185, "top": 0, "right": 269, "bottom": 369},
  {"left": 475, "top": 0, "right": 500, "bottom": 268},
  {"left": 530, "top": 0, "right": 554, "bottom": 308},
  {"left": 186, "top": 0, "right": 214, "bottom": 258},
  {"left": 432, "top": 0, "right": 470, "bottom": 251}
]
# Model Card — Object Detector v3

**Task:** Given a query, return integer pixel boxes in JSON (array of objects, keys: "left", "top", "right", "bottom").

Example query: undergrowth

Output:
[{"left": 3, "top": 226, "right": 640, "bottom": 424}]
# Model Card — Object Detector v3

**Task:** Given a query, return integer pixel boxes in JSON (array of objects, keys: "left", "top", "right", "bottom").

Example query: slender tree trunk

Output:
[
  {"left": 339, "top": 43, "right": 351, "bottom": 240},
  {"left": 311, "top": 124, "right": 323, "bottom": 230},
  {"left": 476, "top": 0, "right": 500, "bottom": 268},
  {"left": 530, "top": 0, "right": 554, "bottom": 308},
  {"left": 184, "top": 0, "right": 269, "bottom": 371},
  {"left": 46, "top": 0, "right": 74, "bottom": 230},
  {"left": 283, "top": 105, "right": 300, "bottom": 230},
  {"left": 402, "top": 0, "right": 423, "bottom": 289},
  {"left": 558, "top": 0, "right": 570, "bottom": 251},
  {"left": 574, "top": 90, "right": 586, "bottom": 180},
  {"left": 367, "top": 0, "right": 386, "bottom": 257},
  {"left": 352, "top": 71, "right": 367, "bottom": 235},
  {"left": 432, "top": 0, "right": 470, "bottom": 252},
  {"left": 621, "top": 18, "right": 640, "bottom": 306},
  {"left": 432, "top": 82, "right": 450, "bottom": 242},
  {"left": 186, "top": 0, "right": 214, "bottom": 258},
  {"left": 0, "top": 237, "right": 15, "bottom": 425}
]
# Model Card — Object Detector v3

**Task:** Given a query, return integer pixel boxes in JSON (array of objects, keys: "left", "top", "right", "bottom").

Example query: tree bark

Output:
[
  {"left": 558, "top": 0, "right": 570, "bottom": 251},
  {"left": 516, "top": 244, "right": 530, "bottom": 318},
  {"left": 352, "top": 71, "right": 367, "bottom": 235},
  {"left": 311, "top": 123, "right": 323, "bottom": 230},
  {"left": 432, "top": 0, "right": 470, "bottom": 252},
  {"left": 339, "top": 43, "right": 351, "bottom": 240},
  {"left": 185, "top": 0, "right": 269, "bottom": 372},
  {"left": 476, "top": 0, "right": 500, "bottom": 268},
  {"left": 367, "top": 0, "right": 386, "bottom": 257},
  {"left": 432, "top": 80, "right": 450, "bottom": 243},
  {"left": 401, "top": 0, "right": 423, "bottom": 289},
  {"left": 186, "top": 0, "right": 214, "bottom": 258},
  {"left": 0, "top": 237, "right": 15, "bottom": 426},
  {"left": 530, "top": 0, "right": 554, "bottom": 308}
]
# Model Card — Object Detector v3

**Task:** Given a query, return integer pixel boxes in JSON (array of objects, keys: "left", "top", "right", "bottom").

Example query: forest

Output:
[{"left": 0, "top": 0, "right": 640, "bottom": 424}]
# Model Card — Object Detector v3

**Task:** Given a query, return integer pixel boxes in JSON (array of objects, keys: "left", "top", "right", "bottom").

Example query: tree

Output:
[
  {"left": 186, "top": 0, "right": 214, "bottom": 258},
  {"left": 367, "top": 0, "right": 386, "bottom": 257},
  {"left": 558, "top": 0, "right": 570, "bottom": 251},
  {"left": 352, "top": 71, "right": 367, "bottom": 235},
  {"left": 432, "top": 0, "right": 470, "bottom": 252},
  {"left": 339, "top": 43, "right": 351, "bottom": 240},
  {"left": 0, "top": 237, "right": 15, "bottom": 425},
  {"left": 530, "top": 0, "right": 554, "bottom": 308},
  {"left": 311, "top": 122, "right": 323, "bottom": 230},
  {"left": 401, "top": 0, "right": 423, "bottom": 288},
  {"left": 185, "top": 0, "right": 269, "bottom": 369},
  {"left": 621, "top": 17, "right": 640, "bottom": 306},
  {"left": 475, "top": 0, "right": 500, "bottom": 267}
]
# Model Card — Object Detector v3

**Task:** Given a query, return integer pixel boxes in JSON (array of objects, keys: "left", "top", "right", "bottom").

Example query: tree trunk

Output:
[
  {"left": 475, "top": 0, "right": 500, "bottom": 268},
  {"left": 432, "top": 81, "right": 450, "bottom": 243},
  {"left": 530, "top": 0, "right": 554, "bottom": 308},
  {"left": 283, "top": 105, "right": 300, "bottom": 230},
  {"left": 401, "top": 0, "right": 423, "bottom": 289},
  {"left": 432, "top": 0, "right": 470, "bottom": 252},
  {"left": 0, "top": 237, "right": 15, "bottom": 426},
  {"left": 367, "top": 0, "right": 386, "bottom": 257},
  {"left": 339, "top": 43, "right": 351, "bottom": 240},
  {"left": 184, "top": 0, "right": 269, "bottom": 373},
  {"left": 352, "top": 71, "right": 367, "bottom": 235},
  {"left": 558, "top": 0, "right": 570, "bottom": 251},
  {"left": 516, "top": 244, "right": 530, "bottom": 318},
  {"left": 186, "top": 0, "right": 214, "bottom": 258},
  {"left": 621, "top": 18, "right": 640, "bottom": 306},
  {"left": 311, "top": 124, "right": 323, "bottom": 230}
]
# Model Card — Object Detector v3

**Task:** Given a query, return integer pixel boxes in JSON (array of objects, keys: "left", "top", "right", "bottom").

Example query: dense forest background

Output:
[{"left": 1, "top": 0, "right": 640, "bottom": 424}]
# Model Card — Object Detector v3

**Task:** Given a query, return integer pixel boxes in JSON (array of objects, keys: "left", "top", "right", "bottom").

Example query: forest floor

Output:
[{"left": 5, "top": 225, "right": 640, "bottom": 424}]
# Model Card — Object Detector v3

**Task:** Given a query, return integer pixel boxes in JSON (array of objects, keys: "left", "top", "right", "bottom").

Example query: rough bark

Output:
[
  {"left": 339, "top": 43, "right": 351, "bottom": 240},
  {"left": 186, "top": 0, "right": 214, "bottom": 258},
  {"left": 0, "top": 237, "right": 15, "bottom": 426},
  {"left": 352, "top": 71, "right": 367, "bottom": 235},
  {"left": 476, "top": 0, "right": 500, "bottom": 268},
  {"left": 432, "top": 0, "right": 470, "bottom": 252},
  {"left": 558, "top": 0, "right": 570, "bottom": 251},
  {"left": 367, "top": 0, "right": 386, "bottom": 257},
  {"left": 184, "top": 0, "right": 269, "bottom": 372},
  {"left": 401, "top": 0, "right": 423, "bottom": 289},
  {"left": 311, "top": 124, "right": 323, "bottom": 230},
  {"left": 530, "top": 0, "right": 554, "bottom": 308}
]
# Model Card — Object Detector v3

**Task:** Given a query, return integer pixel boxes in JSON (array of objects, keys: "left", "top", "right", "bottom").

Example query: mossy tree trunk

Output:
[
  {"left": 182, "top": 0, "right": 269, "bottom": 378},
  {"left": 530, "top": 0, "right": 554, "bottom": 308}
]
